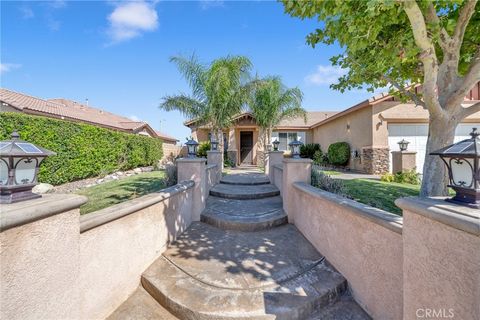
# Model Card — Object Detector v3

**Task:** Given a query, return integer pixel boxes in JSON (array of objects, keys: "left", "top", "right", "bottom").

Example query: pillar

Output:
[
  {"left": 265, "top": 151, "right": 284, "bottom": 183},
  {"left": 282, "top": 158, "right": 312, "bottom": 224},
  {"left": 227, "top": 129, "right": 237, "bottom": 167},
  {"left": 207, "top": 150, "right": 223, "bottom": 184},
  {"left": 177, "top": 158, "right": 207, "bottom": 221},
  {"left": 391, "top": 151, "right": 416, "bottom": 173}
]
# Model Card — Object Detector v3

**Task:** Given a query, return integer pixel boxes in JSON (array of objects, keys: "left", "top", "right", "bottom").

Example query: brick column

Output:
[
  {"left": 282, "top": 158, "right": 312, "bottom": 224},
  {"left": 177, "top": 158, "right": 207, "bottom": 221},
  {"left": 207, "top": 150, "right": 223, "bottom": 184},
  {"left": 265, "top": 151, "right": 284, "bottom": 183},
  {"left": 396, "top": 197, "right": 480, "bottom": 320},
  {"left": 362, "top": 147, "right": 389, "bottom": 174}
]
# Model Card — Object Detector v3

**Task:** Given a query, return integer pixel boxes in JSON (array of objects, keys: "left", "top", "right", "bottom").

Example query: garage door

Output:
[{"left": 387, "top": 123, "right": 480, "bottom": 174}]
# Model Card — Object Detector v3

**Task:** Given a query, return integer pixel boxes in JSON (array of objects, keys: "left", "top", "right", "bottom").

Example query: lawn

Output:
[
  {"left": 341, "top": 179, "right": 420, "bottom": 215},
  {"left": 76, "top": 171, "right": 167, "bottom": 215}
]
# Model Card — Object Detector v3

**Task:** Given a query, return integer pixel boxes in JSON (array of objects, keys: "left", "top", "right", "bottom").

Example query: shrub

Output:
[
  {"left": 327, "top": 142, "right": 350, "bottom": 166},
  {"left": 311, "top": 166, "right": 345, "bottom": 195},
  {"left": 164, "top": 163, "right": 177, "bottom": 186},
  {"left": 224, "top": 152, "right": 235, "bottom": 167},
  {"left": 0, "top": 112, "right": 163, "bottom": 185},
  {"left": 313, "top": 150, "right": 323, "bottom": 165},
  {"left": 300, "top": 143, "right": 321, "bottom": 159},
  {"left": 380, "top": 169, "right": 420, "bottom": 185},
  {"left": 197, "top": 141, "right": 211, "bottom": 157}
]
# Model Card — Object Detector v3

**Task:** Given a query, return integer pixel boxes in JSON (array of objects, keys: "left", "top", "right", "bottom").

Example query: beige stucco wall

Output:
[
  {"left": 402, "top": 208, "right": 480, "bottom": 320},
  {"left": 312, "top": 106, "right": 373, "bottom": 171},
  {"left": 0, "top": 207, "right": 81, "bottom": 320},
  {"left": 291, "top": 183, "right": 403, "bottom": 320}
]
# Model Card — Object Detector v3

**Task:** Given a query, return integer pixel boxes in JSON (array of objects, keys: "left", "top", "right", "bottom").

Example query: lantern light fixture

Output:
[
  {"left": 0, "top": 131, "right": 56, "bottom": 204},
  {"left": 210, "top": 137, "right": 219, "bottom": 151},
  {"left": 185, "top": 138, "right": 199, "bottom": 158},
  {"left": 398, "top": 139, "right": 410, "bottom": 151},
  {"left": 430, "top": 128, "right": 479, "bottom": 208},
  {"left": 288, "top": 139, "right": 303, "bottom": 159},
  {"left": 272, "top": 139, "right": 280, "bottom": 151}
]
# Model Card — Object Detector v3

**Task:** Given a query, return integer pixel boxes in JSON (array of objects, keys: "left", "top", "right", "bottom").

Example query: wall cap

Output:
[
  {"left": 283, "top": 158, "right": 313, "bottom": 163},
  {"left": 79, "top": 180, "right": 195, "bottom": 233},
  {"left": 294, "top": 182, "right": 403, "bottom": 234},
  {"left": 206, "top": 163, "right": 217, "bottom": 170},
  {"left": 206, "top": 150, "right": 222, "bottom": 154},
  {"left": 273, "top": 164, "right": 284, "bottom": 170},
  {"left": 177, "top": 158, "right": 207, "bottom": 163},
  {"left": 0, "top": 194, "right": 88, "bottom": 232},
  {"left": 395, "top": 196, "right": 480, "bottom": 236}
]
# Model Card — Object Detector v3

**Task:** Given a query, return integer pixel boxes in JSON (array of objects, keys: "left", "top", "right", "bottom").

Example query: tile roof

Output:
[
  {"left": 0, "top": 88, "right": 178, "bottom": 142},
  {"left": 154, "top": 130, "right": 178, "bottom": 143},
  {"left": 276, "top": 111, "right": 338, "bottom": 128}
]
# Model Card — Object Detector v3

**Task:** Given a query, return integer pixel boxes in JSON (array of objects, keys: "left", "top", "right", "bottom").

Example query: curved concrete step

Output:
[
  {"left": 201, "top": 196, "right": 287, "bottom": 231},
  {"left": 210, "top": 183, "right": 280, "bottom": 200},
  {"left": 141, "top": 223, "right": 348, "bottom": 320},
  {"left": 220, "top": 173, "right": 270, "bottom": 186}
]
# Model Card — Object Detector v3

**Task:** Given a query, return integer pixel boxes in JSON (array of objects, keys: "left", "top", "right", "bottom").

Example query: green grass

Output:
[
  {"left": 322, "top": 170, "right": 341, "bottom": 176},
  {"left": 341, "top": 179, "right": 420, "bottom": 215},
  {"left": 76, "top": 171, "right": 166, "bottom": 215}
]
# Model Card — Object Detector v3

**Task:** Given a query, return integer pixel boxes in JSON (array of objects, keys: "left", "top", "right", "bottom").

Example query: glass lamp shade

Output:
[
  {"left": 14, "top": 157, "right": 39, "bottom": 185},
  {"left": 398, "top": 139, "right": 410, "bottom": 151},
  {"left": 210, "top": 140, "right": 219, "bottom": 151},
  {"left": 289, "top": 140, "right": 303, "bottom": 159},
  {"left": 272, "top": 140, "right": 280, "bottom": 151},
  {"left": 185, "top": 139, "right": 199, "bottom": 158}
]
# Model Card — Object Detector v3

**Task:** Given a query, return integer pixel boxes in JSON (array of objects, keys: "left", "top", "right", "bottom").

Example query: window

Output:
[{"left": 271, "top": 131, "right": 306, "bottom": 151}]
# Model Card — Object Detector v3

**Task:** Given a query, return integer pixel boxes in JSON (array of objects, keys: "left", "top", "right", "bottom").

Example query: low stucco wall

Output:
[
  {"left": 291, "top": 182, "right": 403, "bottom": 320},
  {"left": 272, "top": 164, "right": 283, "bottom": 194},
  {"left": 205, "top": 163, "right": 219, "bottom": 192}
]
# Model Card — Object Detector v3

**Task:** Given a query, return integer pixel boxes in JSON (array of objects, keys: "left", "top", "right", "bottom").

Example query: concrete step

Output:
[
  {"left": 141, "top": 222, "right": 349, "bottom": 320},
  {"left": 220, "top": 173, "right": 270, "bottom": 185},
  {"left": 305, "top": 296, "right": 371, "bottom": 320},
  {"left": 210, "top": 183, "right": 280, "bottom": 200},
  {"left": 201, "top": 196, "right": 287, "bottom": 231},
  {"left": 106, "top": 286, "right": 178, "bottom": 320}
]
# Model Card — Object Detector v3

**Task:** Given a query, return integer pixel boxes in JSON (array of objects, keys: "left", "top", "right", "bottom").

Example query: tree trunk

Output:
[{"left": 420, "top": 114, "right": 458, "bottom": 197}]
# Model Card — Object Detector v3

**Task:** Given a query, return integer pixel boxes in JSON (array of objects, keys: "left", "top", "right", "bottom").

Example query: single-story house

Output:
[
  {"left": 186, "top": 82, "right": 480, "bottom": 174},
  {"left": 0, "top": 88, "right": 178, "bottom": 146}
]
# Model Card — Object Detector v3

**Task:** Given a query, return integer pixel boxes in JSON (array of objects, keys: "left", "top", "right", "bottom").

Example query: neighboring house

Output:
[
  {"left": 0, "top": 88, "right": 179, "bottom": 150},
  {"left": 186, "top": 82, "right": 480, "bottom": 174}
]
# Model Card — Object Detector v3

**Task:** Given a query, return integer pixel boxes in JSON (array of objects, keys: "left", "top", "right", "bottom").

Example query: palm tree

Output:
[
  {"left": 160, "top": 54, "right": 252, "bottom": 149},
  {"left": 249, "top": 76, "right": 306, "bottom": 151}
]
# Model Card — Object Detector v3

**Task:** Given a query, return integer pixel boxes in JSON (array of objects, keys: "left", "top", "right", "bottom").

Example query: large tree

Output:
[
  {"left": 160, "top": 54, "right": 252, "bottom": 150},
  {"left": 249, "top": 76, "right": 306, "bottom": 151},
  {"left": 282, "top": 0, "right": 480, "bottom": 196}
]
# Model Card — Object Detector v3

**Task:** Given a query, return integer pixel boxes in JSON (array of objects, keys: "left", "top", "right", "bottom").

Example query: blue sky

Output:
[{"left": 1, "top": 0, "right": 379, "bottom": 141}]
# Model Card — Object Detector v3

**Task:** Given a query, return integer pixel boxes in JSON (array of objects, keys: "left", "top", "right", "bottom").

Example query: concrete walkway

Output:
[{"left": 109, "top": 169, "right": 370, "bottom": 320}]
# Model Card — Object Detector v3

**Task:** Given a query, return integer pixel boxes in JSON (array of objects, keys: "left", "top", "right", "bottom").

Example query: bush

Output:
[
  {"left": 327, "top": 142, "right": 350, "bottom": 166},
  {"left": 224, "top": 152, "right": 235, "bottom": 167},
  {"left": 300, "top": 143, "right": 321, "bottom": 159},
  {"left": 311, "top": 166, "right": 345, "bottom": 195},
  {"left": 0, "top": 112, "right": 163, "bottom": 185},
  {"left": 313, "top": 150, "right": 323, "bottom": 165},
  {"left": 164, "top": 163, "right": 177, "bottom": 186},
  {"left": 381, "top": 169, "right": 420, "bottom": 185},
  {"left": 197, "top": 141, "right": 211, "bottom": 157}
]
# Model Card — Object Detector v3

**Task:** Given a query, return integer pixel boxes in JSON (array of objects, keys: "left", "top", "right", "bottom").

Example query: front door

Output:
[{"left": 240, "top": 131, "right": 253, "bottom": 165}]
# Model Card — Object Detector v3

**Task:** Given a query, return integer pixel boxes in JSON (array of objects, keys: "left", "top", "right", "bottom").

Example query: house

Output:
[
  {"left": 186, "top": 82, "right": 480, "bottom": 174},
  {"left": 0, "top": 88, "right": 179, "bottom": 147}
]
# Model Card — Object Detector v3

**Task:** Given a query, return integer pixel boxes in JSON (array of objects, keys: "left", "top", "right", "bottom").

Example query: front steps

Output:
[{"left": 108, "top": 170, "right": 370, "bottom": 320}]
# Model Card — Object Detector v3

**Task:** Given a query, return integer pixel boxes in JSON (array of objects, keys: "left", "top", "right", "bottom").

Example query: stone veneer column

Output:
[
  {"left": 177, "top": 158, "right": 207, "bottom": 221},
  {"left": 282, "top": 158, "right": 312, "bottom": 224},
  {"left": 0, "top": 194, "right": 87, "bottom": 320},
  {"left": 391, "top": 151, "right": 416, "bottom": 173},
  {"left": 362, "top": 147, "right": 389, "bottom": 174},
  {"left": 207, "top": 150, "right": 223, "bottom": 184},
  {"left": 396, "top": 197, "right": 480, "bottom": 320},
  {"left": 265, "top": 151, "right": 284, "bottom": 183}
]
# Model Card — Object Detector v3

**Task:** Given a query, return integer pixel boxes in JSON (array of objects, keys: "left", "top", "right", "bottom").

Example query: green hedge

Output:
[
  {"left": 327, "top": 142, "right": 350, "bottom": 166},
  {"left": 0, "top": 112, "right": 163, "bottom": 185}
]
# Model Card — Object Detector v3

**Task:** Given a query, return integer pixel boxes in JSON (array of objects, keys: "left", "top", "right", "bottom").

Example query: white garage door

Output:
[{"left": 388, "top": 123, "right": 480, "bottom": 174}]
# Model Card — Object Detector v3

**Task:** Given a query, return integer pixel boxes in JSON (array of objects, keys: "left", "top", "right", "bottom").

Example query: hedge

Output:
[
  {"left": 327, "top": 142, "right": 350, "bottom": 166},
  {"left": 0, "top": 112, "right": 163, "bottom": 185}
]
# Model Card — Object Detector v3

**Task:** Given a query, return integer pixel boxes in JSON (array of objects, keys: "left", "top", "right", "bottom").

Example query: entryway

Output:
[{"left": 240, "top": 131, "right": 253, "bottom": 165}]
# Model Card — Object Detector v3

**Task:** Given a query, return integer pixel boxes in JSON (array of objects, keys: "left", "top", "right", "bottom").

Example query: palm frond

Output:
[{"left": 170, "top": 54, "right": 207, "bottom": 100}]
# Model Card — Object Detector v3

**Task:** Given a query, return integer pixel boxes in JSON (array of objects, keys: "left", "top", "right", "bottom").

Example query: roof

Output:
[
  {"left": 1, "top": 88, "right": 178, "bottom": 142},
  {"left": 154, "top": 130, "right": 178, "bottom": 143}
]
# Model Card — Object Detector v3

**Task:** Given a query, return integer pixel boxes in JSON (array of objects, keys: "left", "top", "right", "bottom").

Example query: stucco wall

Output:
[
  {"left": 272, "top": 164, "right": 283, "bottom": 195},
  {"left": 312, "top": 106, "right": 373, "bottom": 171},
  {"left": 291, "top": 182, "right": 403, "bottom": 320}
]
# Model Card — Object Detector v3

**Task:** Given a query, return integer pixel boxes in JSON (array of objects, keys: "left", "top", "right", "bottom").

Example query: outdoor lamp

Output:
[
  {"left": 210, "top": 138, "right": 219, "bottom": 151},
  {"left": 272, "top": 140, "right": 280, "bottom": 151},
  {"left": 430, "top": 128, "right": 479, "bottom": 208},
  {"left": 398, "top": 139, "right": 410, "bottom": 151},
  {"left": 289, "top": 139, "right": 303, "bottom": 159},
  {"left": 0, "top": 131, "right": 56, "bottom": 204},
  {"left": 185, "top": 138, "right": 199, "bottom": 158}
]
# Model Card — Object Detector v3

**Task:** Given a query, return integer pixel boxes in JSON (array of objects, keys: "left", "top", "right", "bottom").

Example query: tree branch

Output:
[
  {"left": 382, "top": 75, "right": 426, "bottom": 108},
  {"left": 403, "top": 0, "right": 443, "bottom": 117},
  {"left": 457, "top": 101, "right": 480, "bottom": 119},
  {"left": 447, "top": 47, "right": 480, "bottom": 107},
  {"left": 453, "top": 0, "right": 477, "bottom": 48},
  {"left": 426, "top": 2, "right": 450, "bottom": 52}
]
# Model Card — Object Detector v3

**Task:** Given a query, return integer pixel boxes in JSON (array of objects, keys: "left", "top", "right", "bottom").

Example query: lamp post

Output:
[
  {"left": 0, "top": 131, "right": 56, "bottom": 204},
  {"left": 398, "top": 139, "right": 410, "bottom": 151},
  {"left": 185, "top": 138, "right": 199, "bottom": 158},
  {"left": 210, "top": 138, "right": 219, "bottom": 151},
  {"left": 272, "top": 140, "right": 280, "bottom": 151},
  {"left": 430, "top": 128, "right": 479, "bottom": 208},
  {"left": 288, "top": 139, "right": 303, "bottom": 159}
]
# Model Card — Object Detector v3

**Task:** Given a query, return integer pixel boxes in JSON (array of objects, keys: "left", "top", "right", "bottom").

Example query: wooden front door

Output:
[{"left": 240, "top": 131, "right": 253, "bottom": 165}]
